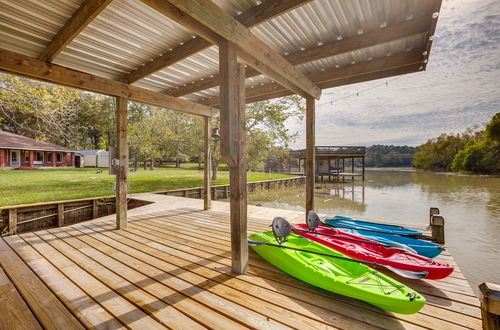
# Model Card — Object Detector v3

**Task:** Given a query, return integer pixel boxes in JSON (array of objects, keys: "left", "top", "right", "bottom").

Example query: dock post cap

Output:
[
  {"left": 480, "top": 282, "right": 500, "bottom": 315},
  {"left": 429, "top": 207, "right": 440, "bottom": 224},
  {"left": 430, "top": 214, "right": 445, "bottom": 226}
]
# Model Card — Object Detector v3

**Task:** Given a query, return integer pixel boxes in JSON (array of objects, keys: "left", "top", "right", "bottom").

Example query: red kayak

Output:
[{"left": 292, "top": 224, "right": 453, "bottom": 280}]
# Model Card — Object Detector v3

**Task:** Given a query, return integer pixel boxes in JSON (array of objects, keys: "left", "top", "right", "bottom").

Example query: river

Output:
[{"left": 248, "top": 169, "right": 500, "bottom": 293}]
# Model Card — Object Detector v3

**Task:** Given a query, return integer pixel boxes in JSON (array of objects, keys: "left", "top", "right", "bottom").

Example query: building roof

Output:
[
  {"left": 0, "top": 0, "right": 442, "bottom": 109},
  {"left": 0, "top": 130, "right": 74, "bottom": 152},
  {"left": 78, "top": 150, "right": 109, "bottom": 156}
]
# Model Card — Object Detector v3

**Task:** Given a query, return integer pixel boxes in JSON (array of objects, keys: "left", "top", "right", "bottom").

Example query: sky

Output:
[{"left": 288, "top": 0, "right": 500, "bottom": 148}]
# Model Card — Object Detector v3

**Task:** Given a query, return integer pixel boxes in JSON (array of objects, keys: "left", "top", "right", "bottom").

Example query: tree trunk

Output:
[
  {"left": 149, "top": 159, "right": 154, "bottom": 170},
  {"left": 211, "top": 158, "right": 218, "bottom": 180},
  {"left": 134, "top": 156, "right": 138, "bottom": 171},
  {"left": 176, "top": 159, "right": 180, "bottom": 168},
  {"left": 143, "top": 161, "right": 147, "bottom": 170}
]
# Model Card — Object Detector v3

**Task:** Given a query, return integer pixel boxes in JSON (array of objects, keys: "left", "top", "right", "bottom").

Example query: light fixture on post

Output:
[{"left": 211, "top": 127, "right": 220, "bottom": 142}]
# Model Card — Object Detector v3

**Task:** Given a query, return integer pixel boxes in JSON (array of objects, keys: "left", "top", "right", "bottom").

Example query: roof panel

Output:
[
  {"left": 0, "top": 0, "right": 438, "bottom": 102},
  {"left": 0, "top": 0, "right": 82, "bottom": 57}
]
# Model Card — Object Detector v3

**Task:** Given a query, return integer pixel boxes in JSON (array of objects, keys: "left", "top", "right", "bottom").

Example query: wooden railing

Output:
[
  {"left": 0, "top": 197, "right": 150, "bottom": 236},
  {"left": 154, "top": 176, "right": 305, "bottom": 200}
]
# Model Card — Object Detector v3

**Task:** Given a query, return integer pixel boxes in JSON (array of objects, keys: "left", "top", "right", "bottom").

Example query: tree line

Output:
[
  {"left": 0, "top": 73, "right": 303, "bottom": 177},
  {"left": 364, "top": 145, "right": 419, "bottom": 167},
  {"left": 412, "top": 113, "right": 499, "bottom": 174}
]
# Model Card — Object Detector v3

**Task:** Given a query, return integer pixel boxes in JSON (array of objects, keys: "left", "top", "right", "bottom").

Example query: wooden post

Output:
[
  {"left": 204, "top": 116, "right": 212, "bottom": 210},
  {"left": 429, "top": 207, "right": 440, "bottom": 224},
  {"left": 115, "top": 96, "right": 128, "bottom": 229},
  {"left": 351, "top": 157, "right": 355, "bottom": 181},
  {"left": 219, "top": 40, "right": 247, "bottom": 274},
  {"left": 430, "top": 214, "right": 445, "bottom": 244},
  {"left": 57, "top": 203, "right": 64, "bottom": 227},
  {"left": 8, "top": 209, "right": 17, "bottom": 235},
  {"left": 479, "top": 282, "right": 500, "bottom": 330},
  {"left": 92, "top": 200, "right": 98, "bottom": 219},
  {"left": 362, "top": 156, "right": 365, "bottom": 181},
  {"left": 305, "top": 96, "right": 315, "bottom": 217}
]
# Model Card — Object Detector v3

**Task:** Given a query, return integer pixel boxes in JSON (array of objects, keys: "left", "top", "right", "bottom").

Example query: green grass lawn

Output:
[{"left": 0, "top": 167, "right": 292, "bottom": 206}]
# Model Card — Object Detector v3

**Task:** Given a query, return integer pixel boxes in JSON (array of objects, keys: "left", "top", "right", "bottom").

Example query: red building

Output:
[{"left": 0, "top": 130, "right": 75, "bottom": 169}]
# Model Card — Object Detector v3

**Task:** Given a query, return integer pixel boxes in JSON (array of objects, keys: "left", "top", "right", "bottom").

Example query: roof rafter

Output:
[
  {"left": 0, "top": 48, "right": 212, "bottom": 117},
  {"left": 38, "top": 0, "right": 113, "bottom": 62},
  {"left": 140, "top": 0, "right": 321, "bottom": 99},
  {"left": 203, "top": 49, "right": 425, "bottom": 106},
  {"left": 125, "top": 0, "right": 311, "bottom": 83},
  {"left": 168, "top": 9, "right": 433, "bottom": 98}
]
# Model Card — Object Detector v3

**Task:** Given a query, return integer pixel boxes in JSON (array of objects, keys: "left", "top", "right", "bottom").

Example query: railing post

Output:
[
  {"left": 57, "top": 203, "right": 64, "bottom": 227},
  {"left": 92, "top": 200, "right": 98, "bottom": 219},
  {"left": 479, "top": 283, "right": 500, "bottom": 330},
  {"left": 430, "top": 214, "right": 445, "bottom": 244},
  {"left": 8, "top": 208, "right": 17, "bottom": 235}
]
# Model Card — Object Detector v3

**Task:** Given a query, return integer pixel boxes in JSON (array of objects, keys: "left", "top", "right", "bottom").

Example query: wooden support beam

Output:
[
  {"left": 115, "top": 96, "right": 128, "bottom": 229},
  {"left": 142, "top": 0, "right": 320, "bottom": 99},
  {"left": 205, "top": 50, "right": 424, "bottom": 106},
  {"left": 126, "top": 0, "right": 310, "bottom": 83},
  {"left": 305, "top": 97, "right": 315, "bottom": 217},
  {"left": 169, "top": 11, "right": 432, "bottom": 98},
  {"left": 479, "top": 282, "right": 500, "bottom": 330},
  {"left": 39, "top": 0, "right": 112, "bottom": 62},
  {"left": 203, "top": 117, "right": 212, "bottom": 210},
  {"left": 219, "top": 41, "right": 248, "bottom": 274},
  {"left": 0, "top": 48, "right": 212, "bottom": 117}
]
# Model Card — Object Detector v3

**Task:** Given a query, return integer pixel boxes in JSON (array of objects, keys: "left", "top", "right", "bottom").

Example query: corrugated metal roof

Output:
[{"left": 0, "top": 0, "right": 437, "bottom": 101}]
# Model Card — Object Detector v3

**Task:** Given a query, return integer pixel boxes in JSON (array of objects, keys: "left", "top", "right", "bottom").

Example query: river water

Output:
[{"left": 248, "top": 169, "right": 500, "bottom": 293}]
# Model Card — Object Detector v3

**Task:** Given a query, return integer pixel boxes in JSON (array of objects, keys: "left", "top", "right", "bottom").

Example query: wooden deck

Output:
[{"left": 0, "top": 195, "right": 481, "bottom": 329}]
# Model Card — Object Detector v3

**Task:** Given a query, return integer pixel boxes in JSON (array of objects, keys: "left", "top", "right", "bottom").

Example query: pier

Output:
[
  {"left": 0, "top": 194, "right": 487, "bottom": 329},
  {"left": 290, "top": 146, "right": 366, "bottom": 182}
]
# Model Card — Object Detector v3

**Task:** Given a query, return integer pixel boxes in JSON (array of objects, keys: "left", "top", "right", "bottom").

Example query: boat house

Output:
[
  {"left": 290, "top": 146, "right": 366, "bottom": 181},
  {"left": 0, "top": 130, "right": 75, "bottom": 168}
]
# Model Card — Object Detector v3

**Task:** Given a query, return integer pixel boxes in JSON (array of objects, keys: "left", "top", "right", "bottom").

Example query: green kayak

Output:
[{"left": 249, "top": 231, "right": 426, "bottom": 314}]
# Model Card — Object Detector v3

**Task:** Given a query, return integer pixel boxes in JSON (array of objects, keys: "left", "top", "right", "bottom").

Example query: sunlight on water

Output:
[{"left": 249, "top": 169, "right": 500, "bottom": 293}]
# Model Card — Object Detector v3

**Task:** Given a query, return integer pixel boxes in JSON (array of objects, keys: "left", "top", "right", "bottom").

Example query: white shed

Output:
[{"left": 78, "top": 150, "right": 109, "bottom": 168}]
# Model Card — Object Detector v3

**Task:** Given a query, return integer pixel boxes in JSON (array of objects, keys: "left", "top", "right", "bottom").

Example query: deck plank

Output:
[
  {"left": 0, "top": 238, "right": 84, "bottom": 330},
  {"left": 0, "top": 197, "right": 481, "bottom": 330},
  {"left": 94, "top": 214, "right": 479, "bottom": 329},
  {"left": 4, "top": 234, "right": 125, "bottom": 330},
  {"left": 0, "top": 265, "right": 42, "bottom": 330}
]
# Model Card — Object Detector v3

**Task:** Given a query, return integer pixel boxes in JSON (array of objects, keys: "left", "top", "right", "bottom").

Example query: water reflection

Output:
[{"left": 249, "top": 169, "right": 500, "bottom": 292}]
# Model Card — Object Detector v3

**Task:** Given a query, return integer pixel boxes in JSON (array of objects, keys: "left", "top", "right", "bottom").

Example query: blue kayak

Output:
[
  {"left": 326, "top": 215, "right": 423, "bottom": 236},
  {"left": 333, "top": 227, "right": 445, "bottom": 258}
]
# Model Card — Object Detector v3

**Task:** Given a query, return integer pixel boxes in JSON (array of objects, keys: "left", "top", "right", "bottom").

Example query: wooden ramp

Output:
[{"left": 0, "top": 205, "right": 481, "bottom": 329}]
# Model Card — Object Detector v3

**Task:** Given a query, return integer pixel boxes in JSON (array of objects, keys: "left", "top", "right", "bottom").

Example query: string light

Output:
[{"left": 315, "top": 76, "right": 403, "bottom": 107}]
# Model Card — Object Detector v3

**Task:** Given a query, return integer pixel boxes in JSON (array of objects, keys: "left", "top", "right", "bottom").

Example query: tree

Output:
[
  {"left": 451, "top": 113, "right": 500, "bottom": 174},
  {"left": 210, "top": 95, "right": 305, "bottom": 178}
]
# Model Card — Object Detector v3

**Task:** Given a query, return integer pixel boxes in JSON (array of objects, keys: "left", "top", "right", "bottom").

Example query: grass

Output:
[{"left": 0, "top": 167, "right": 292, "bottom": 206}]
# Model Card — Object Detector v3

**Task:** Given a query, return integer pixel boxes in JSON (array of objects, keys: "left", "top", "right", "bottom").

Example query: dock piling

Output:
[
  {"left": 430, "top": 214, "right": 445, "bottom": 244},
  {"left": 479, "top": 282, "right": 500, "bottom": 330}
]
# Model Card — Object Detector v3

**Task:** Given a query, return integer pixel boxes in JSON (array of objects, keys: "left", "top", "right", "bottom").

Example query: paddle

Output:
[
  {"left": 292, "top": 228, "right": 419, "bottom": 254},
  {"left": 322, "top": 222, "right": 437, "bottom": 241},
  {"left": 247, "top": 239, "right": 428, "bottom": 280},
  {"left": 302, "top": 211, "right": 418, "bottom": 254},
  {"left": 331, "top": 216, "right": 420, "bottom": 232}
]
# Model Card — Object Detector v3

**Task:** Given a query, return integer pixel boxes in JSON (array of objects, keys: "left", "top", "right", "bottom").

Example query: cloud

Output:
[{"left": 289, "top": 0, "right": 500, "bottom": 148}]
